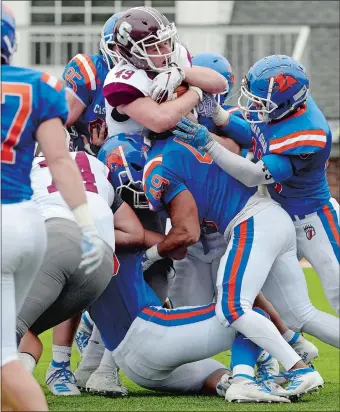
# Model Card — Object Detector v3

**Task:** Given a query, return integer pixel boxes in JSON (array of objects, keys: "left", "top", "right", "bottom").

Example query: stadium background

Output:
[{"left": 6, "top": 0, "right": 340, "bottom": 202}]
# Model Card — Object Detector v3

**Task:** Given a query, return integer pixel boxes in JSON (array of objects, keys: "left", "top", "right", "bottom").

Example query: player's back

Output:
[
  {"left": 90, "top": 249, "right": 161, "bottom": 351},
  {"left": 31, "top": 151, "right": 115, "bottom": 248},
  {"left": 63, "top": 54, "right": 109, "bottom": 150},
  {"left": 2, "top": 65, "right": 67, "bottom": 204},
  {"left": 144, "top": 137, "right": 256, "bottom": 233}
]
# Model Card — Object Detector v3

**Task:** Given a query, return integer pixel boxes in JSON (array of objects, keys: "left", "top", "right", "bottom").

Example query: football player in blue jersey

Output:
[
  {"left": 1, "top": 5, "right": 106, "bottom": 410},
  {"left": 175, "top": 55, "right": 339, "bottom": 316},
  {"left": 62, "top": 12, "right": 122, "bottom": 154},
  {"left": 77, "top": 135, "right": 294, "bottom": 403},
  {"left": 142, "top": 105, "right": 340, "bottom": 397},
  {"left": 167, "top": 52, "right": 318, "bottom": 383}
]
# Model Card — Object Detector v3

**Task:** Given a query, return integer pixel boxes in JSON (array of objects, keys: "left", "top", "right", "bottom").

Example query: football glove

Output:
[
  {"left": 78, "top": 227, "right": 106, "bottom": 275},
  {"left": 196, "top": 92, "right": 218, "bottom": 117},
  {"left": 150, "top": 64, "right": 185, "bottom": 103},
  {"left": 173, "top": 116, "right": 213, "bottom": 150}
]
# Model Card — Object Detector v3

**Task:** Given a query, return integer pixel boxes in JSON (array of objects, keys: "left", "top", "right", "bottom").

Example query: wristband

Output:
[
  {"left": 145, "top": 244, "right": 162, "bottom": 262},
  {"left": 212, "top": 105, "right": 230, "bottom": 127},
  {"left": 188, "top": 85, "right": 203, "bottom": 102},
  {"left": 72, "top": 203, "right": 95, "bottom": 230}
]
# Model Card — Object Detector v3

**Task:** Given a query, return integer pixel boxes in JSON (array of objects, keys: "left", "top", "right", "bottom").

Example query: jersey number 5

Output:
[{"left": 1, "top": 83, "right": 32, "bottom": 164}]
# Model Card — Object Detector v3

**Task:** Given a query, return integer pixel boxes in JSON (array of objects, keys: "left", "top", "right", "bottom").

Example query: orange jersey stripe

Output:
[
  {"left": 323, "top": 205, "right": 340, "bottom": 247},
  {"left": 41, "top": 72, "right": 63, "bottom": 91},
  {"left": 270, "top": 129, "right": 326, "bottom": 146},
  {"left": 142, "top": 304, "right": 216, "bottom": 320},
  {"left": 143, "top": 155, "right": 163, "bottom": 192},
  {"left": 83, "top": 54, "right": 97, "bottom": 79},
  {"left": 270, "top": 139, "right": 325, "bottom": 154},
  {"left": 73, "top": 56, "right": 91, "bottom": 87},
  {"left": 227, "top": 220, "right": 247, "bottom": 322}
]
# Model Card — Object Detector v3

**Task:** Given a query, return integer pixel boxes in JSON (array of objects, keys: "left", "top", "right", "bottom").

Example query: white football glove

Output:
[
  {"left": 150, "top": 65, "right": 185, "bottom": 103},
  {"left": 196, "top": 93, "right": 218, "bottom": 118},
  {"left": 78, "top": 227, "right": 106, "bottom": 275}
]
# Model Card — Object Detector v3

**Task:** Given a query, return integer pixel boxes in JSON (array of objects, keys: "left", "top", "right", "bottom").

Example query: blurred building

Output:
[{"left": 5, "top": 0, "right": 339, "bottom": 198}]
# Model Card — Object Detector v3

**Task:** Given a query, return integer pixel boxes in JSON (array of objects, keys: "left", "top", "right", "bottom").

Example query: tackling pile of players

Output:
[{"left": 1, "top": 3, "right": 339, "bottom": 411}]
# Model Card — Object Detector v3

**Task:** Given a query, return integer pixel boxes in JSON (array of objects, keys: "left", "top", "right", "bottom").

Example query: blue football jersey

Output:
[
  {"left": 143, "top": 137, "right": 256, "bottom": 233},
  {"left": 1, "top": 66, "right": 68, "bottom": 204},
  {"left": 62, "top": 54, "right": 109, "bottom": 151},
  {"left": 224, "top": 95, "right": 332, "bottom": 216},
  {"left": 89, "top": 250, "right": 161, "bottom": 351}
]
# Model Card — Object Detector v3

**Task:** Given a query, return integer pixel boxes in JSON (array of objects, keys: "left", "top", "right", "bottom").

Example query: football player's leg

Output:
[
  {"left": 113, "top": 304, "right": 236, "bottom": 387},
  {"left": 262, "top": 249, "right": 340, "bottom": 348},
  {"left": 215, "top": 208, "right": 303, "bottom": 372},
  {"left": 170, "top": 251, "right": 215, "bottom": 307},
  {"left": 1, "top": 202, "right": 48, "bottom": 411},
  {"left": 296, "top": 199, "right": 339, "bottom": 315},
  {"left": 144, "top": 258, "right": 169, "bottom": 304}
]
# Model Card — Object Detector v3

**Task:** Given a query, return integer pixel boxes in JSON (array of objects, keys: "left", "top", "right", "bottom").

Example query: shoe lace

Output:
[{"left": 46, "top": 367, "right": 77, "bottom": 385}]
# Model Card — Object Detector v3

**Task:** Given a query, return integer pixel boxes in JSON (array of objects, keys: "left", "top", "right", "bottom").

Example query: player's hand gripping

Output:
[
  {"left": 150, "top": 64, "right": 185, "bottom": 103},
  {"left": 173, "top": 116, "right": 213, "bottom": 150},
  {"left": 196, "top": 93, "right": 218, "bottom": 117},
  {"left": 78, "top": 227, "right": 106, "bottom": 275}
]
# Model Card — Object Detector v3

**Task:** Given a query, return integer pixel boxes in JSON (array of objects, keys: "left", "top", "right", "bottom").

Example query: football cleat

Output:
[
  {"left": 74, "top": 365, "right": 97, "bottom": 392},
  {"left": 85, "top": 368, "right": 128, "bottom": 397},
  {"left": 216, "top": 369, "right": 232, "bottom": 397},
  {"left": 46, "top": 363, "right": 81, "bottom": 396},
  {"left": 284, "top": 367, "right": 324, "bottom": 399},
  {"left": 256, "top": 351, "right": 280, "bottom": 380},
  {"left": 225, "top": 378, "right": 290, "bottom": 403}
]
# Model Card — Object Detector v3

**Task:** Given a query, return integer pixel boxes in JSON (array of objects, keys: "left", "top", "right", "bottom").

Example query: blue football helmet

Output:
[
  {"left": 1, "top": 3, "right": 17, "bottom": 64},
  {"left": 97, "top": 133, "right": 149, "bottom": 209},
  {"left": 238, "top": 55, "right": 309, "bottom": 124},
  {"left": 100, "top": 12, "right": 122, "bottom": 69},
  {"left": 192, "top": 52, "right": 235, "bottom": 105}
]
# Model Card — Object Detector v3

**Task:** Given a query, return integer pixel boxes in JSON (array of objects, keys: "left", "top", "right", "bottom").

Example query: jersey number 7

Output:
[{"left": 1, "top": 83, "right": 32, "bottom": 164}]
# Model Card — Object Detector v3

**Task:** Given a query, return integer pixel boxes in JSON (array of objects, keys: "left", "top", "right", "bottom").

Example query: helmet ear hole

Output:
[{"left": 131, "top": 162, "right": 143, "bottom": 171}]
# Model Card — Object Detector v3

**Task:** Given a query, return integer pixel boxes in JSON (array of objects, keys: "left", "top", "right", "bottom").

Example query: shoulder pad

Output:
[
  {"left": 269, "top": 129, "right": 327, "bottom": 155},
  {"left": 63, "top": 54, "right": 98, "bottom": 92}
]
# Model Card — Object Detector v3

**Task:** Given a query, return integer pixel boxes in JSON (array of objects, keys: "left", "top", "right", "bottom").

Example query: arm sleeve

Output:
[
  {"left": 38, "top": 75, "right": 69, "bottom": 126},
  {"left": 205, "top": 140, "right": 275, "bottom": 187},
  {"left": 219, "top": 114, "right": 253, "bottom": 148},
  {"left": 111, "top": 192, "right": 124, "bottom": 214},
  {"left": 62, "top": 55, "right": 95, "bottom": 106},
  {"left": 143, "top": 162, "right": 187, "bottom": 212}
]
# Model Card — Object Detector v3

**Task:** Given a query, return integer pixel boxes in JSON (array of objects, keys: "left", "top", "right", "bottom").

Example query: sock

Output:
[
  {"left": 232, "top": 310, "right": 301, "bottom": 371},
  {"left": 282, "top": 329, "right": 300, "bottom": 345},
  {"left": 97, "top": 348, "right": 118, "bottom": 373},
  {"left": 257, "top": 350, "right": 272, "bottom": 364},
  {"left": 52, "top": 345, "right": 72, "bottom": 366},
  {"left": 80, "top": 325, "right": 105, "bottom": 369},
  {"left": 231, "top": 332, "right": 260, "bottom": 383},
  {"left": 18, "top": 352, "right": 37, "bottom": 373}
]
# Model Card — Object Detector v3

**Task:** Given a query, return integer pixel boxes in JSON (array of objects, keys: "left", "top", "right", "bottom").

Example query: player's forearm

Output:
[
  {"left": 210, "top": 133, "right": 241, "bottom": 155},
  {"left": 213, "top": 109, "right": 253, "bottom": 148},
  {"left": 144, "top": 229, "right": 166, "bottom": 248},
  {"left": 184, "top": 67, "right": 227, "bottom": 94},
  {"left": 157, "top": 225, "right": 200, "bottom": 257},
  {"left": 205, "top": 140, "right": 274, "bottom": 187},
  {"left": 157, "top": 90, "right": 200, "bottom": 132},
  {"left": 114, "top": 201, "right": 145, "bottom": 249}
]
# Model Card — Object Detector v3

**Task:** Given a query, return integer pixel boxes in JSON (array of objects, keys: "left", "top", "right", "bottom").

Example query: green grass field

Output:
[{"left": 35, "top": 268, "right": 339, "bottom": 412}]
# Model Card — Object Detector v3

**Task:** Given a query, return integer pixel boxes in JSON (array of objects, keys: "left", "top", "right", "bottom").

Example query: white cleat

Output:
[
  {"left": 291, "top": 335, "right": 319, "bottom": 365},
  {"left": 86, "top": 368, "right": 128, "bottom": 397},
  {"left": 284, "top": 367, "right": 324, "bottom": 399},
  {"left": 74, "top": 365, "right": 97, "bottom": 392},
  {"left": 225, "top": 378, "right": 290, "bottom": 403},
  {"left": 216, "top": 369, "right": 232, "bottom": 397},
  {"left": 257, "top": 351, "right": 280, "bottom": 380},
  {"left": 46, "top": 364, "right": 81, "bottom": 396}
]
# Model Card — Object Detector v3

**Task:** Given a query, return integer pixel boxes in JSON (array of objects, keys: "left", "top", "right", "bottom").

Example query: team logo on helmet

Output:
[
  {"left": 117, "top": 21, "right": 132, "bottom": 46},
  {"left": 106, "top": 147, "right": 125, "bottom": 171},
  {"left": 304, "top": 224, "right": 316, "bottom": 240},
  {"left": 272, "top": 74, "right": 297, "bottom": 92}
]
